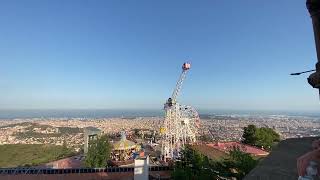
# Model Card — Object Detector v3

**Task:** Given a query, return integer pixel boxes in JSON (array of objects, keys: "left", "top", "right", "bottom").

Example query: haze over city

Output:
[{"left": 0, "top": 1, "right": 319, "bottom": 111}]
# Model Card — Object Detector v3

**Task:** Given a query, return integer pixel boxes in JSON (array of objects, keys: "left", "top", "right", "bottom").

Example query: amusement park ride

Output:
[{"left": 160, "top": 62, "right": 200, "bottom": 161}]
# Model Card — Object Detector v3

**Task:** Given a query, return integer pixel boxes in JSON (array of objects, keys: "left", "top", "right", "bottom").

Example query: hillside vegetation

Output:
[{"left": 0, "top": 144, "right": 74, "bottom": 168}]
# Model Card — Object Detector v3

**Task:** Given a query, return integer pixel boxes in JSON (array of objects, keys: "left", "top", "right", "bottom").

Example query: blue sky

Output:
[{"left": 0, "top": 0, "right": 319, "bottom": 111}]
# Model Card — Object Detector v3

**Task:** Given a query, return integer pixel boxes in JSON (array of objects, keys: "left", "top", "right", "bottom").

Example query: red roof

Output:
[
  {"left": 42, "top": 156, "right": 83, "bottom": 169},
  {"left": 207, "top": 142, "right": 269, "bottom": 156}
]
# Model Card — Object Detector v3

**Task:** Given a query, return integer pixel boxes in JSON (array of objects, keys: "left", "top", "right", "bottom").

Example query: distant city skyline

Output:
[{"left": 0, "top": 1, "right": 319, "bottom": 111}]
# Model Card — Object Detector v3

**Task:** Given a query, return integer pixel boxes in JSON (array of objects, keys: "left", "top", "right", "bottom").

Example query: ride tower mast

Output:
[{"left": 161, "top": 62, "right": 200, "bottom": 161}]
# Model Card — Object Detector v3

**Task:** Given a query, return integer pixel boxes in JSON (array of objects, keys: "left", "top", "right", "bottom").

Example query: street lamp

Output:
[{"left": 290, "top": 69, "right": 316, "bottom": 76}]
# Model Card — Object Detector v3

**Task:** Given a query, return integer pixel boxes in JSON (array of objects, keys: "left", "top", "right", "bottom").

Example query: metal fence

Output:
[{"left": 0, "top": 166, "right": 171, "bottom": 175}]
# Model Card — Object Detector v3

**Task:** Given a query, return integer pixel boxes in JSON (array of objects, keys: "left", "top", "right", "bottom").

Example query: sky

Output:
[{"left": 0, "top": 0, "right": 319, "bottom": 111}]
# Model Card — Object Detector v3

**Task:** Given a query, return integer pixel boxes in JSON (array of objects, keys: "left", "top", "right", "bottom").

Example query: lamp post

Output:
[
  {"left": 290, "top": 69, "right": 316, "bottom": 76},
  {"left": 306, "top": 0, "right": 320, "bottom": 90}
]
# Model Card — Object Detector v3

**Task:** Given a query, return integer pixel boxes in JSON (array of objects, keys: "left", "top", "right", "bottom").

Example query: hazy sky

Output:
[{"left": 0, "top": 0, "right": 319, "bottom": 111}]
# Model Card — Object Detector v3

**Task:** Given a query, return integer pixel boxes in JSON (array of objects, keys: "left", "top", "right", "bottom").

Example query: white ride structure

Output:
[{"left": 160, "top": 62, "right": 200, "bottom": 160}]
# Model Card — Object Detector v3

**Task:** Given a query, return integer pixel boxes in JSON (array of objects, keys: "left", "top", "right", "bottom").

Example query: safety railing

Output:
[{"left": 0, "top": 166, "right": 171, "bottom": 175}]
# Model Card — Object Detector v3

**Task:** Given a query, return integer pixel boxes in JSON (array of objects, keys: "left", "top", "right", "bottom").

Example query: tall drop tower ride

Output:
[{"left": 161, "top": 62, "right": 200, "bottom": 160}]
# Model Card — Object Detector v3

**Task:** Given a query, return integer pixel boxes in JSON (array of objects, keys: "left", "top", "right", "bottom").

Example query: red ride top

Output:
[{"left": 182, "top": 62, "right": 191, "bottom": 70}]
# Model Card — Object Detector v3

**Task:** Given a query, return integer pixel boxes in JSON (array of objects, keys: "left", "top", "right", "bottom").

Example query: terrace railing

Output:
[{"left": 0, "top": 166, "right": 171, "bottom": 175}]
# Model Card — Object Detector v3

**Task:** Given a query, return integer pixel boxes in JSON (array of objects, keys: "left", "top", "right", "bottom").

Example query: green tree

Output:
[
  {"left": 172, "top": 145, "right": 259, "bottom": 180},
  {"left": 215, "top": 147, "right": 258, "bottom": 180},
  {"left": 255, "top": 127, "right": 280, "bottom": 149},
  {"left": 199, "top": 134, "right": 212, "bottom": 142},
  {"left": 172, "top": 145, "right": 216, "bottom": 180},
  {"left": 85, "top": 135, "right": 112, "bottom": 168},
  {"left": 133, "top": 129, "right": 140, "bottom": 137},
  {"left": 62, "top": 140, "right": 68, "bottom": 153},
  {"left": 242, "top": 125, "right": 280, "bottom": 150},
  {"left": 242, "top": 125, "right": 257, "bottom": 145}
]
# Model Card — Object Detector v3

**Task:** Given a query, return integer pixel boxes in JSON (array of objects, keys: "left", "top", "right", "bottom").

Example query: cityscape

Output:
[
  {"left": 0, "top": 114, "right": 319, "bottom": 149},
  {"left": 0, "top": 111, "right": 319, "bottom": 180}
]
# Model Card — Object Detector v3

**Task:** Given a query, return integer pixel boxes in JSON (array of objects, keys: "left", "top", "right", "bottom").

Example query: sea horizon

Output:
[{"left": 0, "top": 109, "right": 319, "bottom": 119}]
